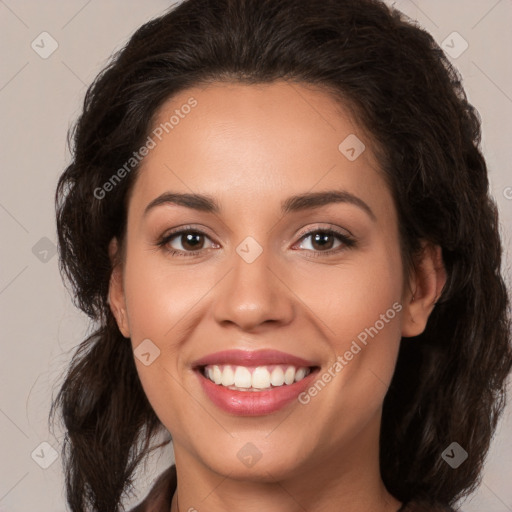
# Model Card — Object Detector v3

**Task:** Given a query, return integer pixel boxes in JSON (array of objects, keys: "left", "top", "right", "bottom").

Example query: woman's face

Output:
[{"left": 110, "top": 81, "right": 421, "bottom": 481}]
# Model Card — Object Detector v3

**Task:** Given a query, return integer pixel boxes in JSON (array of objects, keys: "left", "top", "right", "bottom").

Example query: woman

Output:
[{"left": 51, "top": 0, "right": 512, "bottom": 511}]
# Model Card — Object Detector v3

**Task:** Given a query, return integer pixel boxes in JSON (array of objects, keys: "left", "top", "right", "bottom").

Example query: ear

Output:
[
  {"left": 108, "top": 237, "right": 130, "bottom": 338},
  {"left": 401, "top": 242, "right": 447, "bottom": 338}
]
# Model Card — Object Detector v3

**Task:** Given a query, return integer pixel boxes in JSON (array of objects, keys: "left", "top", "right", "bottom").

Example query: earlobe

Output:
[
  {"left": 108, "top": 238, "right": 130, "bottom": 338},
  {"left": 401, "top": 243, "right": 447, "bottom": 338}
]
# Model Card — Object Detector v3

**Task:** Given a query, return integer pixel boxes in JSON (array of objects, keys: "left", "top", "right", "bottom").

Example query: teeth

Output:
[
  {"left": 234, "top": 366, "right": 252, "bottom": 388},
  {"left": 212, "top": 365, "right": 222, "bottom": 384},
  {"left": 270, "top": 367, "right": 285, "bottom": 386},
  {"left": 220, "top": 365, "right": 235, "bottom": 386},
  {"left": 284, "top": 366, "right": 295, "bottom": 385},
  {"left": 294, "top": 367, "right": 307, "bottom": 382},
  {"left": 252, "top": 367, "right": 270, "bottom": 389},
  {"left": 203, "top": 364, "right": 311, "bottom": 390}
]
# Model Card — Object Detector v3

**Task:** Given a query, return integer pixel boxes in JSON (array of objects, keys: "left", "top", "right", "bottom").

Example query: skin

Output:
[{"left": 109, "top": 81, "right": 446, "bottom": 512}]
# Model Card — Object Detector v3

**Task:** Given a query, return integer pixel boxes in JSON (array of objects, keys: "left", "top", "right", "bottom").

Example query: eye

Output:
[
  {"left": 157, "top": 226, "right": 217, "bottom": 257},
  {"left": 294, "top": 228, "right": 356, "bottom": 257}
]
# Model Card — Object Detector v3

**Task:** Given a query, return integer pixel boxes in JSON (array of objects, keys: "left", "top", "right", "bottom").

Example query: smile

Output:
[{"left": 192, "top": 349, "right": 321, "bottom": 415}]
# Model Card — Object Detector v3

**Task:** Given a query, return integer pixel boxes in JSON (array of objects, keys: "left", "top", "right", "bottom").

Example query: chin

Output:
[{"left": 196, "top": 443, "right": 310, "bottom": 482}]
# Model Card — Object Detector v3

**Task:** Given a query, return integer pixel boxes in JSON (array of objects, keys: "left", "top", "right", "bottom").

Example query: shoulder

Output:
[{"left": 128, "top": 465, "right": 177, "bottom": 512}]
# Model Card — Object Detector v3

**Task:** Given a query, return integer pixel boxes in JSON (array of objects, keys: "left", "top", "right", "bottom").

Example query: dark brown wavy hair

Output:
[{"left": 50, "top": 0, "right": 512, "bottom": 510}]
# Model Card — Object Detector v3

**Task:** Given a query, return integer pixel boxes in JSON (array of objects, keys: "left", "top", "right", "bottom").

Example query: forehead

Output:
[{"left": 128, "top": 80, "right": 393, "bottom": 222}]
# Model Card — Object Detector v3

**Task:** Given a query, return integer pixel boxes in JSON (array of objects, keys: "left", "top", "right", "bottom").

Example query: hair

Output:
[{"left": 51, "top": 0, "right": 512, "bottom": 510}]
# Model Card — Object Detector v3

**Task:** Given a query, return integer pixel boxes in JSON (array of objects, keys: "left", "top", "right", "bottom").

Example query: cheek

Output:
[
  {"left": 121, "top": 247, "right": 218, "bottom": 416},
  {"left": 122, "top": 248, "right": 208, "bottom": 342},
  {"left": 301, "top": 240, "right": 403, "bottom": 342},
  {"left": 121, "top": 247, "right": 200, "bottom": 430},
  {"left": 310, "top": 242, "right": 404, "bottom": 395}
]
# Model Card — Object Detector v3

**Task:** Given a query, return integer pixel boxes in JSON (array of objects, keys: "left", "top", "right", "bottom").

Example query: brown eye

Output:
[
  {"left": 296, "top": 229, "right": 355, "bottom": 256},
  {"left": 176, "top": 232, "right": 205, "bottom": 251},
  {"left": 158, "top": 228, "right": 215, "bottom": 257},
  {"left": 309, "top": 231, "right": 336, "bottom": 251}
]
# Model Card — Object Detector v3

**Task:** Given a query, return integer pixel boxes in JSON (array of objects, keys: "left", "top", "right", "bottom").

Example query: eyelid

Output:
[
  {"left": 294, "top": 223, "right": 354, "bottom": 241},
  {"left": 158, "top": 224, "right": 216, "bottom": 242},
  {"left": 157, "top": 224, "right": 218, "bottom": 250}
]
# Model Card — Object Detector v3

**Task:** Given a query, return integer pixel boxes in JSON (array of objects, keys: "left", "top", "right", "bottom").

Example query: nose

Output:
[{"left": 212, "top": 244, "right": 295, "bottom": 333}]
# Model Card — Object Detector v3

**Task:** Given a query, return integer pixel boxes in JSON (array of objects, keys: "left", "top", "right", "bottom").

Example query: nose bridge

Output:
[{"left": 212, "top": 234, "right": 294, "bottom": 330}]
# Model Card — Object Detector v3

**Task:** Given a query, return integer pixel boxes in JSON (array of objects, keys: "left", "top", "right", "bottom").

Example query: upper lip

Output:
[{"left": 192, "top": 349, "right": 319, "bottom": 369}]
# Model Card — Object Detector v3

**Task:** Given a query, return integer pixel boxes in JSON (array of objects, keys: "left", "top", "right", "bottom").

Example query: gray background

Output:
[{"left": 0, "top": 0, "right": 511, "bottom": 510}]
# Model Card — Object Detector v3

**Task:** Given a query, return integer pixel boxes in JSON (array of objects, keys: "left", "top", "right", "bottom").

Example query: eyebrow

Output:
[{"left": 143, "top": 190, "right": 376, "bottom": 221}]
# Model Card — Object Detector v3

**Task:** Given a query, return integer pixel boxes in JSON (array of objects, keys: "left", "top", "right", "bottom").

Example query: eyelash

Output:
[{"left": 156, "top": 225, "right": 357, "bottom": 258}]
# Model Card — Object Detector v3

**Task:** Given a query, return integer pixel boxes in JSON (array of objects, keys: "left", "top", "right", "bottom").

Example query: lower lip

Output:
[{"left": 196, "top": 368, "right": 319, "bottom": 416}]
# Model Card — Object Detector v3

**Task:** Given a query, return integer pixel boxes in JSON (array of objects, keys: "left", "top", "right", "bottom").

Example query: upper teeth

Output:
[{"left": 204, "top": 364, "right": 311, "bottom": 390}]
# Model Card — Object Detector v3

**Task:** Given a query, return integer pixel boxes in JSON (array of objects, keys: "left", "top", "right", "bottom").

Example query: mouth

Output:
[{"left": 191, "top": 349, "right": 321, "bottom": 415}]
